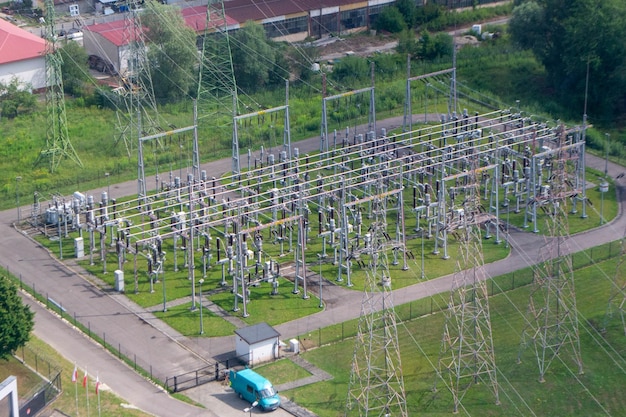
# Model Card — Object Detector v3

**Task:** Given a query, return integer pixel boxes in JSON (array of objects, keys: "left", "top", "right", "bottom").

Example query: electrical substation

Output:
[
  {"left": 30, "top": 101, "right": 587, "bottom": 308},
  {"left": 23, "top": 14, "right": 600, "bottom": 409}
]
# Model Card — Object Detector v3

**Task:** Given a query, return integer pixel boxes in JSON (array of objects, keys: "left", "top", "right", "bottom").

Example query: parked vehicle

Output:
[{"left": 229, "top": 368, "right": 281, "bottom": 412}]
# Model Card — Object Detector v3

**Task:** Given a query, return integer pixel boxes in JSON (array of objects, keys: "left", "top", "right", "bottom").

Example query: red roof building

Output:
[
  {"left": 82, "top": 0, "right": 394, "bottom": 73},
  {"left": 0, "top": 18, "right": 47, "bottom": 91}
]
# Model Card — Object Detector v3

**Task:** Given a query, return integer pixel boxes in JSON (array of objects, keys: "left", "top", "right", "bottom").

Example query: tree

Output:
[
  {"left": 141, "top": 1, "right": 198, "bottom": 102},
  {"left": 0, "top": 78, "right": 37, "bottom": 119},
  {"left": 288, "top": 44, "right": 319, "bottom": 83},
  {"left": 418, "top": 31, "right": 452, "bottom": 61},
  {"left": 375, "top": 6, "right": 408, "bottom": 34},
  {"left": 269, "top": 43, "right": 291, "bottom": 87},
  {"left": 0, "top": 277, "right": 34, "bottom": 359},
  {"left": 60, "top": 41, "right": 91, "bottom": 97},
  {"left": 415, "top": 3, "right": 443, "bottom": 28},
  {"left": 397, "top": 29, "right": 419, "bottom": 57},
  {"left": 231, "top": 22, "right": 275, "bottom": 92},
  {"left": 330, "top": 55, "right": 369, "bottom": 84},
  {"left": 508, "top": 0, "right": 626, "bottom": 121},
  {"left": 395, "top": 0, "right": 417, "bottom": 29}
]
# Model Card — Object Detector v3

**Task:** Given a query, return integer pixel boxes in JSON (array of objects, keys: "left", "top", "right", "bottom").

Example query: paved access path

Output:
[{"left": 3, "top": 115, "right": 626, "bottom": 417}]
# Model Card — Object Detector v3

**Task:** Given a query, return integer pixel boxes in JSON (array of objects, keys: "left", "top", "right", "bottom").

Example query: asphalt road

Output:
[{"left": 4, "top": 114, "right": 626, "bottom": 417}]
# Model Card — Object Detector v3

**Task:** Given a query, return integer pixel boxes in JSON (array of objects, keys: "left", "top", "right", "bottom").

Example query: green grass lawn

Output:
[
  {"left": 13, "top": 338, "right": 152, "bottom": 417},
  {"left": 153, "top": 301, "right": 236, "bottom": 337},
  {"left": 0, "top": 355, "right": 42, "bottom": 397},
  {"left": 211, "top": 277, "right": 322, "bottom": 325},
  {"left": 283, "top": 255, "right": 626, "bottom": 417},
  {"left": 254, "top": 358, "right": 312, "bottom": 386}
]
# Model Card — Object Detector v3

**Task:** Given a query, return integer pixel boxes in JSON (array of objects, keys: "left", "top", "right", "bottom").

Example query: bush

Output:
[{"left": 375, "top": 6, "right": 408, "bottom": 34}]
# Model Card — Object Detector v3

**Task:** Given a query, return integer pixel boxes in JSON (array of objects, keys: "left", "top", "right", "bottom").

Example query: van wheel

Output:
[{"left": 238, "top": 393, "right": 243, "bottom": 400}]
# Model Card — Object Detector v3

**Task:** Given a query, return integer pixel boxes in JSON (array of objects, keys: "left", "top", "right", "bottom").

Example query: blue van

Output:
[{"left": 229, "top": 368, "right": 281, "bottom": 411}]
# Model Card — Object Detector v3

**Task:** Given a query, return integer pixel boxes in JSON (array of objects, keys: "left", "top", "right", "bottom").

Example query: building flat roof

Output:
[
  {"left": 235, "top": 322, "right": 280, "bottom": 345},
  {"left": 224, "top": 0, "right": 363, "bottom": 23}
]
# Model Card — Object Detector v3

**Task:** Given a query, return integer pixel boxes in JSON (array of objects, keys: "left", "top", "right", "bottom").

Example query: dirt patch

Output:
[{"left": 317, "top": 33, "right": 399, "bottom": 61}]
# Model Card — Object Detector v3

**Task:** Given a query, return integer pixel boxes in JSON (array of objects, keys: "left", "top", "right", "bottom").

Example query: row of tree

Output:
[{"left": 509, "top": 0, "right": 626, "bottom": 123}]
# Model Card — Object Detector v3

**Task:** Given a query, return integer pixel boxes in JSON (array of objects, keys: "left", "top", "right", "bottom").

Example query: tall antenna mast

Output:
[
  {"left": 36, "top": 0, "right": 83, "bottom": 172},
  {"left": 434, "top": 160, "right": 499, "bottom": 413}
]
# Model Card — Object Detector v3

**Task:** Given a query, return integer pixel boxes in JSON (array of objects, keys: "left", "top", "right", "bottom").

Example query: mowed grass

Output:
[
  {"left": 153, "top": 302, "right": 236, "bottom": 337},
  {"left": 283, "top": 256, "right": 626, "bottom": 417},
  {"left": 0, "top": 355, "right": 42, "bottom": 396},
  {"left": 16, "top": 337, "right": 152, "bottom": 417},
  {"left": 211, "top": 277, "right": 322, "bottom": 325},
  {"left": 254, "top": 358, "right": 312, "bottom": 386}
]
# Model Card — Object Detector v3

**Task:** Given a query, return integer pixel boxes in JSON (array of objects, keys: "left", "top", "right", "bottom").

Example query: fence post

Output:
[
  {"left": 174, "top": 376, "right": 177, "bottom": 392},
  {"left": 430, "top": 298, "right": 433, "bottom": 315},
  {"left": 88, "top": 322, "right": 91, "bottom": 338},
  {"left": 134, "top": 354, "right": 137, "bottom": 370},
  {"left": 119, "top": 343, "right": 121, "bottom": 359},
  {"left": 215, "top": 363, "right": 219, "bottom": 381},
  {"left": 103, "top": 332, "right": 106, "bottom": 347}
]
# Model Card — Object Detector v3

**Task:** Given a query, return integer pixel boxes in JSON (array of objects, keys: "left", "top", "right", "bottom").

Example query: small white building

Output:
[
  {"left": 234, "top": 322, "right": 280, "bottom": 366},
  {"left": 0, "top": 19, "right": 47, "bottom": 91}
]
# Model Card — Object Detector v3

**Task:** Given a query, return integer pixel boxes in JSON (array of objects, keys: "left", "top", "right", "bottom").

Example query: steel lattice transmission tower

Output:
[
  {"left": 196, "top": 0, "right": 238, "bottom": 131},
  {"left": 603, "top": 237, "right": 626, "bottom": 336},
  {"left": 345, "top": 197, "right": 407, "bottom": 417},
  {"left": 115, "top": 0, "right": 162, "bottom": 156},
  {"left": 36, "top": 0, "right": 83, "bottom": 172},
  {"left": 434, "top": 162, "right": 499, "bottom": 413},
  {"left": 517, "top": 125, "right": 584, "bottom": 382}
]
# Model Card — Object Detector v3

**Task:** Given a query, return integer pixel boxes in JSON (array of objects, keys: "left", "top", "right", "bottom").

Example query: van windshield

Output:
[{"left": 259, "top": 387, "right": 276, "bottom": 398}]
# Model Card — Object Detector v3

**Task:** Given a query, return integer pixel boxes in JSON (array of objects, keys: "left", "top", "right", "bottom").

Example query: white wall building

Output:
[
  {"left": 234, "top": 322, "right": 281, "bottom": 366},
  {"left": 0, "top": 19, "right": 47, "bottom": 91}
]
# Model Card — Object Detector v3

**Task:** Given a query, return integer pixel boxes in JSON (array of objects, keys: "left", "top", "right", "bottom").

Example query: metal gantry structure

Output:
[
  {"left": 30, "top": 107, "right": 588, "bottom": 319},
  {"left": 345, "top": 203, "right": 407, "bottom": 417},
  {"left": 517, "top": 125, "right": 584, "bottom": 382},
  {"left": 36, "top": 0, "right": 83, "bottom": 173},
  {"left": 434, "top": 159, "right": 500, "bottom": 413}
]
